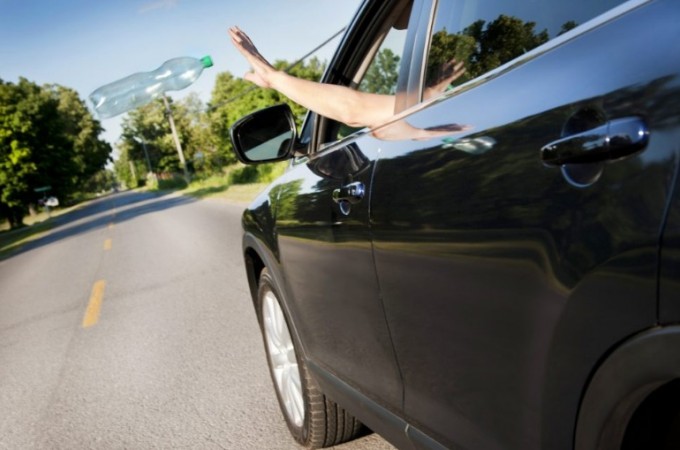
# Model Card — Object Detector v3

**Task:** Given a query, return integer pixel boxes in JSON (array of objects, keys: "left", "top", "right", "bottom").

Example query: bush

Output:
[
  {"left": 228, "top": 162, "right": 288, "bottom": 185},
  {"left": 156, "top": 173, "right": 188, "bottom": 190}
]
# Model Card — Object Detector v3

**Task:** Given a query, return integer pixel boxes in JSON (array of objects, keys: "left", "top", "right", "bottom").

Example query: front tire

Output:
[{"left": 257, "top": 268, "right": 363, "bottom": 448}]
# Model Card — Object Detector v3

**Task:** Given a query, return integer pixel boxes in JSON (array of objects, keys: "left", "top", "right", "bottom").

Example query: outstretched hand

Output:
[
  {"left": 424, "top": 58, "right": 466, "bottom": 100},
  {"left": 229, "top": 27, "right": 275, "bottom": 88}
]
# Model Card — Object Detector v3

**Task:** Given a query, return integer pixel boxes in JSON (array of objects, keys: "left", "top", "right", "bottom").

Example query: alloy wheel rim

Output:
[{"left": 262, "top": 290, "right": 305, "bottom": 427}]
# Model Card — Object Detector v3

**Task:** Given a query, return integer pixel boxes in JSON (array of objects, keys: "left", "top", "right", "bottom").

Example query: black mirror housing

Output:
[{"left": 230, "top": 103, "right": 298, "bottom": 164}]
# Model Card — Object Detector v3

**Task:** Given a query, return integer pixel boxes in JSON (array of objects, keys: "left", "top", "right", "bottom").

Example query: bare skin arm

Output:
[{"left": 229, "top": 26, "right": 395, "bottom": 129}]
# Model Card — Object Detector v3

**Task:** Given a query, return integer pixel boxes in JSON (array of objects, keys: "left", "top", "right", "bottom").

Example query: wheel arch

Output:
[
  {"left": 243, "top": 232, "right": 284, "bottom": 311},
  {"left": 575, "top": 325, "right": 680, "bottom": 450}
]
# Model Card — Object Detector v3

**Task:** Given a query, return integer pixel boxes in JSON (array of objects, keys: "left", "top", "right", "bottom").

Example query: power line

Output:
[{"left": 207, "top": 26, "right": 346, "bottom": 111}]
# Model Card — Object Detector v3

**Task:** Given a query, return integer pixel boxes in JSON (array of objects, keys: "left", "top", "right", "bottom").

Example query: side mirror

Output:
[{"left": 230, "top": 103, "right": 297, "bottom": 164}]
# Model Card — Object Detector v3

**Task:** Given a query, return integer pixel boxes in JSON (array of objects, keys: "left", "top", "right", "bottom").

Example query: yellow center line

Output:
[
  {"left": 103, "top": 238, "right": 112, "bottom": 251},
  {"left": 82, "top": 280, "right": 106, "bottom": 328}
]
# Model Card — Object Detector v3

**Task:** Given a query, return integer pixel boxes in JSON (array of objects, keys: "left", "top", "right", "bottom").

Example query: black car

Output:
[{"left": 229, "top": 0, "right": 680, "bottom": 448}]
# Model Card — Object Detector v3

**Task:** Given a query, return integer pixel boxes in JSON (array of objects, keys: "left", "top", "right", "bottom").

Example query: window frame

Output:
[
  {"left": 410, "top": 0, "right": 653, "bottom": 110},
  {"left": 299, "top": 0, "right": 649, "bottom": 158},
  {"left": 299, "top": 0, "right": 424, "bottom": 153}
]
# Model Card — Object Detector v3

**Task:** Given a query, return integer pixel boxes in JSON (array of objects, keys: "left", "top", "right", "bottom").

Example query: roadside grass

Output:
[
  {"left": 168, "top": 162, "right": 287, "bottom": 202},
  {"left": 183, "top": 179, "right": 269, "bottom": 203},
  {"left": 0, "top": 220, "right": 53, "bottom": 260},
  {"left": 0, "top": 163, "right": 284, "bottom": 260},
  {"left": 0, "top": 204, "right": 81, "bottom": 260}
]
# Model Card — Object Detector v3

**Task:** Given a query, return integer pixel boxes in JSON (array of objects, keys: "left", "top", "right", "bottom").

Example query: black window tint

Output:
[{"left": 424, "top": 0, "right": 628, "bottom": 98}]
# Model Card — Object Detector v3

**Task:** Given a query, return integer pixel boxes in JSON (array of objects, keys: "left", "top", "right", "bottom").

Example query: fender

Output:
[
  {"left": 575, "top": 326, "right": 680, "bottom": 450},
  {"left": 242, "top": 202, "right": 311, "bottom": 360},
  {"left": 241, "top": 181, "right": 284, "bottom": 309}
]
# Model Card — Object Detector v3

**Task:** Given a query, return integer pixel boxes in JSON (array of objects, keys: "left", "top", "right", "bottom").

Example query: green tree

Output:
[
  {"left": 558, "top": 21, "right": 578, "bottom": 35},
  {"left": 51, "top": 85, "right": 112, "bottom": 189},
  {"left": 209, "top": 57, "right": 325, "bottom": 164},
  {"left": 464, "top": 15, "right": 549, "bottom": 78},
  {"left": 0, "top": 78, "right": 110, "bottom": 228},
  {"left": 181, "top": 92, "right": 221, "bottom": 176},
  {"left": 119, "top": 98, "right": 178, "bottom": 175},
  {"left": 426, "top": 31, "right": 477, "bottom": 88},
  {"left": 113, "top": 143, "right": 143, "bottom": 189},
  {"left": 81, "top": 169, "right": 117, "bottom": 193},
  {"left": 208, "top": 72, "right": 254, "bottom": 166},
  {"left": 359, "top": 48, "right": 401, "bottom": 95}
]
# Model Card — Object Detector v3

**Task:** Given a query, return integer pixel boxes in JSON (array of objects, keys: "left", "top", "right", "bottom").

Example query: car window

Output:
[
  {"left": 357, "top": 25, "right": 408, "bottom": 96},
  {"left": 422, "top": 0, "right": 629, "bottom": 101},
  {"left": 326, "top": 0, "right": 413, "bottom": 142}
]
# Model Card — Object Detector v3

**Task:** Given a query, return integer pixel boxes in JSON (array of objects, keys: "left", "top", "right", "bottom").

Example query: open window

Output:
[{"left": 305, "top": 0, "right": 416, "bottom": 148}]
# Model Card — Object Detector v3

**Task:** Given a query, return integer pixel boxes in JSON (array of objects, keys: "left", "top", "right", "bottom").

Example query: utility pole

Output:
[
  {"left": 141, "top": 138, "right": 153, "bottom": 175},
  {"left": 162, "top": 95, "right": 190, "bottom": 184},
  {"left": 129, "top": 160, "right": 137, "bottom": 187}
]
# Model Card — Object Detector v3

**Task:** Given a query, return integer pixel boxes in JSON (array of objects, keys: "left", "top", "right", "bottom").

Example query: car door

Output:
[
  {"left": 271, "top": 0, "right": 414, "bottom": 419},
  {"left": 367, "top": 0, "right": 680, "bottom": 449}
]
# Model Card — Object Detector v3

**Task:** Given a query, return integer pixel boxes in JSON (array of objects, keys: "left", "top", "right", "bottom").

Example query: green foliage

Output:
[
  {"left": 110, "top": 58, "right": 323, "bottom": 191},
  {"left": 52, "top": 85, "right": 112, "bottom": 188},
  {"left": 426, "top": 31, "right": 477, "bottom": 87},
  {"left": 559, "top": 21, "right": 578, "bottom": 35},
  {"left": 360, "top": 48, "right": 401, "bottom": 94},
  {"left": 119, "top": 99, "right": 178, "bottom": 175},
  {"left": 424, "top": 14, "right": 556, "bottom": 92},
  {"left": 463, "top": 15, "right": 550, "bottom": 78},
  {"left": 113, "top": 147, "right": 144, "bottom": 189},
  {"left": 157, "top": 174, "right": 188, "bottom": 190},
  {"left": 209, "top": 57, "right": 325, "bottom": 164},
  {"left": 0, "top": 78, "right": 111, "bottom": 228},
  {"left": 277, "top": 57, "right": 326, "bottom": 123},
  {"left": 81, "top": 169, "right": 117, "bottom": 194},
  {"left": 228, "top": 161, "right": 287, "bottom": 185}
]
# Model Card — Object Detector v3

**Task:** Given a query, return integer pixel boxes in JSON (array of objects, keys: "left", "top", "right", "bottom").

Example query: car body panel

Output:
[
  {"left": 365, "top": 1, "right": 680, "bottom": 447},
  {"left": 236, "top": 0, "right": 680, "bottom": 448},
  {"left": 258, "top": 142, "right": 404, "bottom": 413},
  {"left": 660, "top": 148, "right": 680, "bottom": 324}
]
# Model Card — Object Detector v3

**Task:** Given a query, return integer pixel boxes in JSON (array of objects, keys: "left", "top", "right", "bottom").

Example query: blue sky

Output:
[{"left": 0, "top": 0, "right": 362, "bottom": 146}]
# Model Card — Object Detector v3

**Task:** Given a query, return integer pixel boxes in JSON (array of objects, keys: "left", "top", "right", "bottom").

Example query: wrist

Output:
[{"left": 267, "top": 70, "right": 287, "bottom": 91}]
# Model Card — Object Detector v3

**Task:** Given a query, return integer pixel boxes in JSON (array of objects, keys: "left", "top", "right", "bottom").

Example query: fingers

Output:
[
  {"left": 229, "top": 26, "right": 267, "bottom": 64},
  {"left": 229, "top": 27, "right": 252, "bottom": 54},
  {"left": 228, "top": 26, "right": 274, "bottom": 88},
  {"left": 230, "top": 26, "right": 255, "bottom": 49}
]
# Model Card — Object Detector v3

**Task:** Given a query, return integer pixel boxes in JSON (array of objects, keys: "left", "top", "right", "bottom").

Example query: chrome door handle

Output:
[
  {"left": 333, "top": 182, "right": 365, "bottom": 205},
  {"left": 541, "top": 116, "right": 649, "bottom": 166}
]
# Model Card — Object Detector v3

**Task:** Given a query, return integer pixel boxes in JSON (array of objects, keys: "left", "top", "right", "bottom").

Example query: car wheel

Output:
[{"left": 257, "top": 268, "right": 364, "bottom": 448}]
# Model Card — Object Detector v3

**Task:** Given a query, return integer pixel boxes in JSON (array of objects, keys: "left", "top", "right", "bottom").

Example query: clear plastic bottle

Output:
[{"left": 89, "top": 55, "right": 213, "bottom": 119}]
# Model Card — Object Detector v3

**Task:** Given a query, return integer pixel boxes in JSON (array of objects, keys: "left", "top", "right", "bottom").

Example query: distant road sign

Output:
[{"left": 34, "top": 186, "right": 52, "bottom": 193}]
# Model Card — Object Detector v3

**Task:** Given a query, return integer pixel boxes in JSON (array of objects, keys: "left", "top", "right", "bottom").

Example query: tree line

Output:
[
  {"left": 114, "top": 58, "right": 326, "bottom": 191},
  {"left": 0, "top": 58, "right": 325, "bottom": 229},
  {"left": 1, "top": 13, "right": 565, "bottom": 229},
  {"left": 0, "top": 79, "right": 112, "bottom": 228}
]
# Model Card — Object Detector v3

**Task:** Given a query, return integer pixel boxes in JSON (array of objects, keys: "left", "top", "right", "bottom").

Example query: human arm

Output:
[{"left": 229, "top": 27, "right": 395, "bottom": 129}]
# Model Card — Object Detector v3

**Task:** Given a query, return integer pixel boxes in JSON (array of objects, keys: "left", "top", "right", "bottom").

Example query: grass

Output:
[
  {"left": 0, "top": 181, "right": 259, "bottom": 261},
  {"left": 0, "top": 220, "right": 53, "bottom": 260},
  {"left": 0, "top": 164, "right": 283, "bottom": 260},
  {"left": 166, "top": 162, "right": 286, "bottom": 202},
  {"left": 0, "top": 204, "right": 82, "bottom": 260},
  {"left": 184, "top": 180, "right": 269, "bottom": 203},
  {"left": 180, "top": 172, "right": 269, "bottom": 203}
]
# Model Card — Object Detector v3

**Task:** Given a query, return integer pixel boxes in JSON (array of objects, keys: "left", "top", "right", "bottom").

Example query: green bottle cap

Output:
[{"left": 201, "top": 56, "right": 213, "bottom": 68}]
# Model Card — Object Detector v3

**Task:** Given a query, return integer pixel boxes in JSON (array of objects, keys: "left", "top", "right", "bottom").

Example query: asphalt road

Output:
[{"left": 0, "top": 191, "right": 394, "bottom": 450}]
